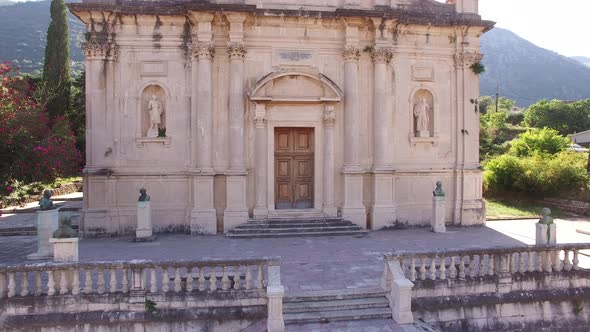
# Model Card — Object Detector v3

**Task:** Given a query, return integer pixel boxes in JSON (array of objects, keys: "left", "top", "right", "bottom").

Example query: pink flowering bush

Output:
[{"left": 0, "top": 62, "right": 82, "bottom": 191}]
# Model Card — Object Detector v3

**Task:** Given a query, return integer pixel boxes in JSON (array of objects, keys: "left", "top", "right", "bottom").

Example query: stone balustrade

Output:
[
  {"left": 384, "top": 243, "right": 588, "bottom": 283},
  {"left": 0, "top": 257, "right": 279, "bottom": 299}
]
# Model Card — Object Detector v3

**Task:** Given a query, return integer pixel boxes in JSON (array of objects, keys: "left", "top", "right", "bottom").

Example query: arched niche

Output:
[
  {"left": 412, "top": 89, "right": 435, "bottom": 138},
  {"left": 141, "top": 84, "right": 167, "bottom": 138},
  {"left": 250, "top": 71, "right": 343, "bottom": 103}
]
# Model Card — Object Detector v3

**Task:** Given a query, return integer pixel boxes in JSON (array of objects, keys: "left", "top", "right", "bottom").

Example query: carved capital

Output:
[
  {"left": 454, "top": 51, "right": 483, "bottom": 69},
  {"left": 370, "top": 47, "right": 394, "bottom": 64},
  {"left": 82, "top": 41, "right": 117, "bottom": 60},
  {"left": 228, "top": 42, "right": 246, "bottom": 59},
  {"left": 324, "top": 106, "right": 336, "bottom": 128},
  {"left": 343, "top": 46, "right": 361, "bottom": 62},
  {"left": 192, "top": 42, "right": 215, "bottom": 60}
]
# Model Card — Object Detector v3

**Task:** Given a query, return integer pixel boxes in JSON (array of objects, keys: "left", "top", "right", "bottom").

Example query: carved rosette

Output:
[
  {"left": 81, "top": 41, "right": 117, "bottom": 60},
  {"left": 343, "top": 46, "right": 361, "bottom": 62},
  {"left": 323, "top": 106, "right": 336, "bottom": 128},
  {"left": 454, "top": 51, "right": 483, "bottom": 69},
  {"left": 192, "top": 42, "right": 216, "bottom": 60},
  {"left": 370, "top": 48, "right": 394, "bottom": 64},
  {"left": 228, "top": 42, "right": 246, "bottom": 59}
]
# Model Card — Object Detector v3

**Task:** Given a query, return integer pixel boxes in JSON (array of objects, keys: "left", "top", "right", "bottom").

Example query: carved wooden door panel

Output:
[{"left": 275, "top": 128, "right": 314, "bottom": 209}]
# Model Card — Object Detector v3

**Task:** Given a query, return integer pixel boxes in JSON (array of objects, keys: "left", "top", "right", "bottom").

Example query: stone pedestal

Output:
[
  {"left": 191, "top": 175, "right": 217, "bottom": 235},
  {"left": 342, "top": 172, "right": 366, "bottom": 228},
  {"left": 146, "top": 128, "right": 158, "bottom": 138},
  {"left": 371, "top": 173, "right": 396, "bottom": 230},
  {"left": 135, "top": 201, "right": 156, "bottom": 242},
  {"left": 417, "top": 130, "right": 430, "bottom": 138},
  {"left": 49, "top": 238, "right": 79, "bottom": 262},
  {"left": 536, "top": 223, "right": 557, "bottom": 245},
  {"left": 27, "top": 209, "right": 59, "bottom": 260},
  {"left": 224, "top": 175, "right": 249, "bottom": 233},
  {"left": 432, "top": 196, "right": 446, "bottom": 233}
]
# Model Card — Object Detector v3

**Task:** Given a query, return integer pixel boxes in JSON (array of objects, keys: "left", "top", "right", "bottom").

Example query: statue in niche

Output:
[
  {"left": 413, "top": 97, "right": 431, "bottom": 138},
  {"left": 147, "top": 95, "right": 164, "bottom": 138}
]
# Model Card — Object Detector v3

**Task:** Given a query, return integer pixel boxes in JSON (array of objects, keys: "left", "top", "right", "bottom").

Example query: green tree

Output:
[
  {"left": 509, "top": 128, "right": 570, "bottom": 157},
  {"left": 43, "top": 0, "right": 71, "bottom": 120},
  {"left": 524, "top": 99, "right": 590, "bottom": 135},
  {"left": 69, "top": 71, "right": 86, "bottom": 157}
]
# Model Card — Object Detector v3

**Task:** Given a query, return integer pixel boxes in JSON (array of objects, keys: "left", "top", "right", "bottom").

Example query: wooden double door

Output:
[{"left": 275, "top": 128, "right": 314, "bottom": 209}]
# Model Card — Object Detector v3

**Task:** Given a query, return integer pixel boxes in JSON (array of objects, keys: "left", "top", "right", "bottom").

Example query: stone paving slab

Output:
[{"left": 286, "top": 319, "right": 409, "bottom": 332}]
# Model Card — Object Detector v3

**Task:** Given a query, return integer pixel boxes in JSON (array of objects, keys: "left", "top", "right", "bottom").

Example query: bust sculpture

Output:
[
  {"left": 433, "top": 181, "right": 445, "bottom": 197},
  {"left": 538, "top": 208, "right": 554, "bottom": 244},
  {"left": 39, "top": 190, "right": 56, "bottom": 210},
  {"left": 53, "top": 219, "right": 78, "bottom": 239},
  {"left": 138, "top": 188, "right": 151, "bottom": 202},
  {"left": 147, "top": 95, "right": 164, "bottom": 138},
  {"left": 414, "top": 97, "right": 430, "bottom": 137}
]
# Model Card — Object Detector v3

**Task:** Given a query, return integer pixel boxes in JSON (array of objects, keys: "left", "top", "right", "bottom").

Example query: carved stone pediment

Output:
[{"left": 250, "top": 71, "right": 343, "bottom": 103}]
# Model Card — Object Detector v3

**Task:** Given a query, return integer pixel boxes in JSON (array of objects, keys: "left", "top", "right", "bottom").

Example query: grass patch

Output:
[{"left": 485, "top": 198, "right": 564, "bottom": 219}]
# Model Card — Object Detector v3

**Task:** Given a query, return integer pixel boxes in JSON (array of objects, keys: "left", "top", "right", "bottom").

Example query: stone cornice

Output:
[{"left": 192, "top": 42, "right": 215, "bottom": 60}]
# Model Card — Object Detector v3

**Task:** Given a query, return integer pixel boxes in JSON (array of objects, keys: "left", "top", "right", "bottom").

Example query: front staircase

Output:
[
  {"left": 226, "top": 217, "right": 368, "bottom": 238},
  {"left": 283, "top": 289, "right": 392, "bottom": 325}
]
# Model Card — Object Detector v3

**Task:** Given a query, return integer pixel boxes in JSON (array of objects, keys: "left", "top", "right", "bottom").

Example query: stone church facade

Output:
[{"left": 69, "top": 0, "right": 493, "bottom": 236}]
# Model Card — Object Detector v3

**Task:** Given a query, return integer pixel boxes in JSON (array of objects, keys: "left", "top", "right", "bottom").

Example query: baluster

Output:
[
  {"left": 527, "top": 251, "right": 535, "bottom": 272},
  {"left": 409, "top": 258, "right": 417, "bottom": 281},
  {"left": 429, "top": 258, "right": 437, "bottom": 280},
  {"left": 174, "top": 268, "right": 182, "bottom": 292},
  {"left": 256, "top": 264, "right": 264, "bottom": 290},
  {"left": 34, "top": 271, "right": 42, "bottom": 296},
  {"left": 209, "top": 267, "right": 217, "bottom": 291},
  {"left": 0, "top": 272, "right": 6, "bottom": 298},
  {"left": 573, "top": 250, "right": 580, "bottom": 271},
  {"left": 198, "top": 268, "right": 206, "bottom": 291},
  {"left": 7, "top": 272, "right": 15, "bottom": 298},
  {"left": 186, "top": 268, "right": 194, "bottom": 292},
  {"left": 150, "top": 268, "right": 157, "bottom": 293},
  {"left": 439, "top": 257, "right": 447, "bottom": 280},
  {"left": 59, "top": 270, "right": 68, "bottom": 295},
  {"left": 122, "top": 269, "right": 129, "bottom": 293},
  {"left": 479, "top": 255, "right": 486, "bottom": 277},
  {"left": 97, "top": 269, "right": 105, "bottom": 294},
  {"left": 537, "top": 251, "right": 544, "bottom": 272},
  {"left": 458, "top": 256, "right": 466, "bottom": 279},
  {"left": 563, "top": 250, "right": 573, "bottom": 271},
  {"left": 162, "top": 267, "right": 170, "bottom": 293},
  {"left": 84, "top": 269, "right": 92, "bottom": 294},
  {"left": 469, "top": 256, "right": 476, "bottom": 278},
  {"left": 519, "top": 252, "right": 526, "bottom": 274},
  {"left": 141, "top": 269, "right": 147, "bottom": 292},
  {"left": 47, "top": 270, "right": 56, "bottom": 296},
  {"left": 221, "top": 266, "right": 230, "bottom": 290},
  {"left": 544, "top": 251, "right": 553, "bottom": 272},
  {"left": 20, "top": 271, "right": 29, "bottom": 297},
  {"left": 72, "top": 269, "right": 80, "bottom": 295},
  {"left": 509, "top": 253, "right": 517, "bottom": 274},
  {"left": 449, "top": 256, "right": 457, "bottom": 279},
  {"left": 419, "top": 259, "right": 426, "bottom": 281},
  {"left": 109, "top": 268, "right": 117, "bottom": 293},
  {"left": 233, "top": 266, "right": 242, "bottom": 290},
  {"left": 553, "top": 250, "right": 563, "bottom": 272},
  {"left": 245, "top": 266, "right": 252, "bottom": 290},
  {"left": 488, "top": 255, "right": 495, "bottom": 276}
]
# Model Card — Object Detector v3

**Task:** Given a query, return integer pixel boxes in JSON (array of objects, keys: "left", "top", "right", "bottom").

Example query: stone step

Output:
[
  {"left": 283, "top": 297, "right": 389, "bottom": 313},
  {"left": 284, "top": 307, "right": 392, "bottom": 325},
  {"left": 226, "top": 230, "right": 368, "bottom": 238},
  {"left": 230, "top": 226, "right": 364, "bottom": 234},
  {"left": 248, "top": 218, "right": 344, "bottom": 224},
  {"left": 284, "top": 288, "right": 386, "bottom": 303},
  {"left": 236, "top": 222, "right": 354, "bottom": 229}
]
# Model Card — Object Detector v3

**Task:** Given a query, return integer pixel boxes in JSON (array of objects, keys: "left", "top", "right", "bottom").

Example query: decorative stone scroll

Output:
[
  {"left": 227, "top": 42, "right": 246, "bottom": 59},
  {"left": 370, "top": 47, "right": 394, "bottom": 64},
  {"left": 254, "top": 104, "right": 267, "bottom": 128},
  {"left": 192, "top": 42, "right": 215, "bottom": 60},
  {"left": 343, "top": 46, "right": 361, "bottom": 62},
  {"left": 454, "top": 51, "right": 483, "bottom": 69},
  {"left": 81, "top": 41, "right": 117, "bottom": 60},
  {"left": 323, "top": 105, "right": 336, "bottom": 127}
]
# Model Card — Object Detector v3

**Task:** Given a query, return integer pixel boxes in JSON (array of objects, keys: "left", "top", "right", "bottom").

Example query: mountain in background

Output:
[
  {"left": 571, "top": 56, "right": 590, "bottom": 68},
  {"left": 0, "top": 0, "right": 84, "bottom": 74},
  {"left": 480, "top": 28, "right": 590, "bottom": 107},
  {"left": 0, "top": 2, "right": 589, "bottom": 107}
]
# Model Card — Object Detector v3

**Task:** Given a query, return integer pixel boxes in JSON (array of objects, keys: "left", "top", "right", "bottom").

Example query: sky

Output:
[
  {"left": 478, "top": 0, "right": 590, "bottom": 58},
  {"left": 4, "top": 0, "right": 589, "bottom": 58}
]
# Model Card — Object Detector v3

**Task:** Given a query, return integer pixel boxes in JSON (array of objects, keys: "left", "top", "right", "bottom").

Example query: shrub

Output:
[{"left": 509, "top": 128, "right": 570, "bottom": 157}]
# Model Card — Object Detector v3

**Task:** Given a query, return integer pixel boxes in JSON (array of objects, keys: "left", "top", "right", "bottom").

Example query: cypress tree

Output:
[{"left": 43, "top": 0, "right": 71, "bottom": 120}]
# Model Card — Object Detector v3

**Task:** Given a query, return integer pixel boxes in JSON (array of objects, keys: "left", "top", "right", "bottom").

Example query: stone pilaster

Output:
[
  {"left": 341, "top": 43, "right": 366, "bottom": 227},
  {"left": 371, "top": 47, "right": 396, "bottom": 230},
  {"left": 190, "top": 14, "right": 217, "bottom": 234},
  {"left": 323, "top": 105, "right": 337, "bottom": 217},
  {"left": 253, "top": 103, "right": 269, "bottom": 218}
]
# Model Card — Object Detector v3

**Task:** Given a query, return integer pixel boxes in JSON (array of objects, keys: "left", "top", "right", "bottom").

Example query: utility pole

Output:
[{"left": 495, "top": 84, "right": 500, "bottom": 112}]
